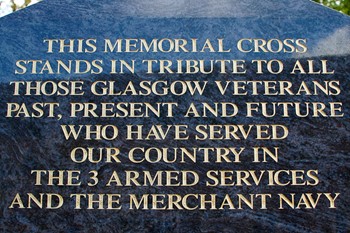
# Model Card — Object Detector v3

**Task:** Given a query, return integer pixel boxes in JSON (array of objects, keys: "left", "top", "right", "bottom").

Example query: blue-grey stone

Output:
[{"left": 0, "top": 0, "right": 349, "bottom": 232}]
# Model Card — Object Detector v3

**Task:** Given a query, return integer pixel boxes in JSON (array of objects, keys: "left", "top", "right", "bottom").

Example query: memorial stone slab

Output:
[{"left": 0, "top": 0, "right": 349, "bottom": 232}]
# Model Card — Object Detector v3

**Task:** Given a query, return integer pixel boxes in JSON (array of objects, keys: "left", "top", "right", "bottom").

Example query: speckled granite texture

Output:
[{"left": 0, "top": 0, "right": 349, "bottom": 232}]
